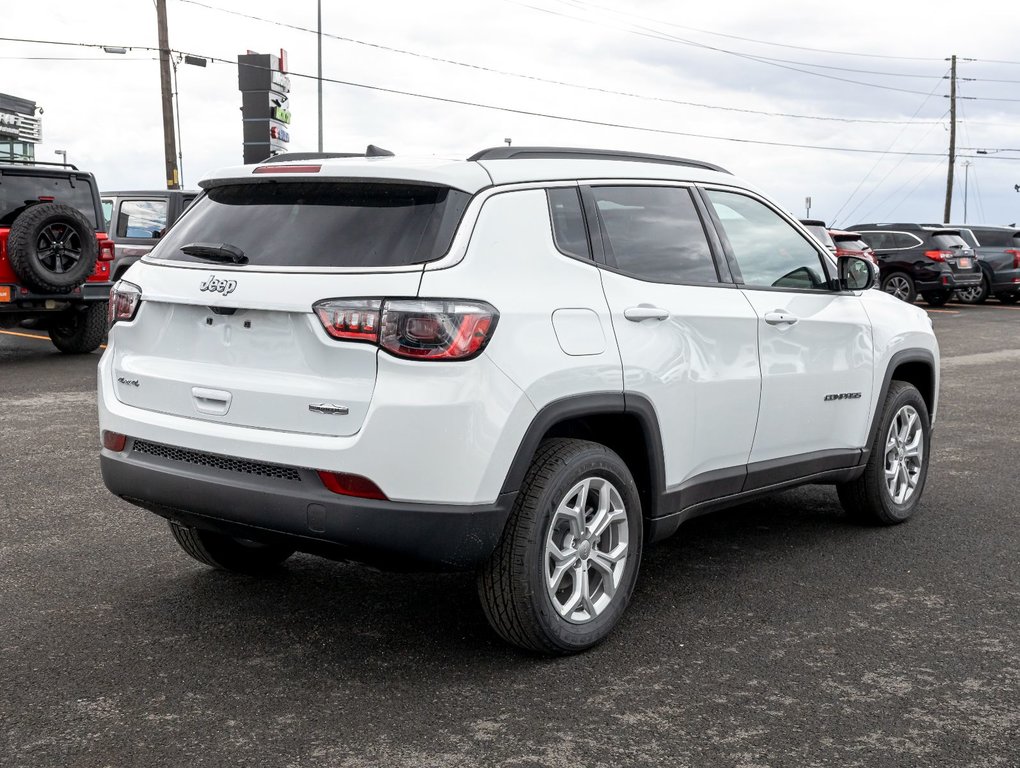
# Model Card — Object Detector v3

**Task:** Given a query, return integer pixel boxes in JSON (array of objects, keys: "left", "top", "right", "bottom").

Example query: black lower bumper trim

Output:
[{"left": 101, "top": 450, "right": 515, "bottom": 570}]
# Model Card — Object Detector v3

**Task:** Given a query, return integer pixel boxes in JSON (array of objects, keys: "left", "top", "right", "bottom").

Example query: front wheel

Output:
[
  {"left": 882, "top": 273, "right": 917, "bottom": 303},
  {"left": 168, "top": 521, "right": 294, "bottom": 574},
  {"left": 478, "top": 438, "right": 643, "bottom": 654},
  {"left": 48, "top": 302, "right": 107, "bottom": 354},
  {"left": 837, "top": 381, "right": 931, "bottom": 525}
]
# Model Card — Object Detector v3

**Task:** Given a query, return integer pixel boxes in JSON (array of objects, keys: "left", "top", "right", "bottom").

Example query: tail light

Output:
[
  {"left": 317, "top": 471, "right": 387, "bottom": 500},
  {"left": 1007, "top": 248, "right": 1020, "bottom": 269},
  {"left": 314, "top": 298, "right": 499, "bottom": 361},
  {"left": 97, "top": 234, "right": 115, "bottom": 262},
  {"left": 109, "top": 280, "right": 142, "bottom": 327},
  {"left": 924, "top": 250, "right": 951, "bottom": 262}
]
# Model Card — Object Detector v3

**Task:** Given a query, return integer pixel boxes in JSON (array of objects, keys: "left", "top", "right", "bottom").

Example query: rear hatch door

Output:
[{"left": 111, "top": 178, "right": 471, "bottom": 437}]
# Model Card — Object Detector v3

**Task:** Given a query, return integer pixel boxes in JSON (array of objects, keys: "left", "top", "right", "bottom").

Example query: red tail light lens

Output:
[
  {"left": 102, "top": 431, "right": 127, "bottom": 452},
  {"left": 109, "top": 280, "right": 142, "bottom": 327},
  {"left": 381, "top": 299, "right": 498, "bottom": 360},
  {"left": 1007, "top": 248, "right": 1020, "bottom": 269},
  {"left": 97, "top": 235, "right": 115, "bottom": 262},
  {"left": 317, "top": 471, "right": 387, "bottom": 500},
  {"left": 314, "top": 299, "right": 382, "bottom": 342},
  {"left": 924, "top": 250, "right": 951, "bottom": 262},
  {"left": 313, "top": 298, "right": 499, "bottom": 361}
]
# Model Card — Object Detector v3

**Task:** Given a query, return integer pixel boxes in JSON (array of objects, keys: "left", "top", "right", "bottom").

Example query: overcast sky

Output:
[{"left": 5, "top": 0, "right": 1020, "bottom": 228}]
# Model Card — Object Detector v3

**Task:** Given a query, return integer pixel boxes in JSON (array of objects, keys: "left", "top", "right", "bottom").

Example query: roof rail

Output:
[
  {"left": 260, "top": 144, "right": 395, "bottom": 164},
  {"left": 0, "top": 158, "right": 80, "bottom": 170},
  {"left": 467, "top": 146, "right": 730, "bottom": 174}
]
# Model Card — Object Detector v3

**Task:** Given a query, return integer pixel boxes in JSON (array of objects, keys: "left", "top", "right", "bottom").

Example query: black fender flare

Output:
[
  {"left": 861, "top": 348, "right": 937, "bottom": 463},
  {"left": 498, "top": 391, "right": 667, "bottom": 518}
]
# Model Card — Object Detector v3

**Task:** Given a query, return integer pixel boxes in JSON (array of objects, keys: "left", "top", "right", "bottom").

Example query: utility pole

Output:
[
  {"left": 943, "top": 54, "right": 956, "bottom": 223},
  {"left": 156, "top": 0, "right": 180, "bottom": 190},
  {"left": 962, "top": 160, "right": 971, "bottom": 222},
  {"left": 317, "top": 0, "right": 323, "bottom": 152}
]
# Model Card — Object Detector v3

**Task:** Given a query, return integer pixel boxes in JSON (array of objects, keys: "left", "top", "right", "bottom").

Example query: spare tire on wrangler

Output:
[{"left": 7, "top": 203, "right": 98, "bottom": 293}]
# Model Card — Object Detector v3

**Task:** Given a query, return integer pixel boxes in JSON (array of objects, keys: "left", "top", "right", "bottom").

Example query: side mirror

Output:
[{"left": 838, "top": 255, "right": 878, "bottom": 291}]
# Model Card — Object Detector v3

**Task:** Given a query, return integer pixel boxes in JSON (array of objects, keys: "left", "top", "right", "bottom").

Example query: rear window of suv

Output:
[
  {"left": 931, "top": 233, "right": 969, "bottom": 251},
  {"left": 0, "top": 172, "right": 98, "bottom": 228},
  {"left": 155, "top": 182, "right": 471, "bottom": 268}
]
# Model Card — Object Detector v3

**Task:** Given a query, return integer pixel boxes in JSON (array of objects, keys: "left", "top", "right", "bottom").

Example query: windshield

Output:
[{"left": 155, "top": 181, "right": 470, "bottom": 268}]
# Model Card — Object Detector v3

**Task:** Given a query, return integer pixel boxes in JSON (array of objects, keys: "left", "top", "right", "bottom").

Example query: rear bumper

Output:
[
  {"left": 916, "top": 271, "right": 981, "bottom": 291},
  {"left": 101, "top": 444, "right": 515, "bottom": 569},
  {"left": 0, "top": 281, "right": 112, "bottom": 311},
  {"left": 989, "top": 268, "right": 1020, "bottom": 293}
]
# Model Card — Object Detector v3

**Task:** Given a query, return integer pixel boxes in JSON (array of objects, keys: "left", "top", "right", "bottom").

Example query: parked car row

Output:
[{"left": 802, "top": 219, "right": 1018, "bottom": 307}]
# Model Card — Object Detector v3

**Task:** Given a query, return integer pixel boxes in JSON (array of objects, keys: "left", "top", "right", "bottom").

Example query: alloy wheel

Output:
[
  {"left": 35, "top": 223, "right": 83, "bottom": 274},
  {"left": 884, "top": 275, "right": 912, "bottom": 301},
  {"left": 884, "top": 404, "right": 924, "bottom": 505},
  {"left": 544, "top": 476, "right": 629, "bottom": 624}
]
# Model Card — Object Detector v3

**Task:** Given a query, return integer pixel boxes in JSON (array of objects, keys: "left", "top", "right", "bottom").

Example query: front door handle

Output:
[
  {"left": 624, "top": 305, "right": 670, "bottom": 322},
  {"left": 763, "top": 311, "right": 798, "bottom": 326}
]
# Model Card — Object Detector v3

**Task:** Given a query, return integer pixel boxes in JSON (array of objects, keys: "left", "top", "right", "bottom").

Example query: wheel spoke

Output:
[
  {"left": 556, "top": 479, "right": 589, "bottom": 539},
  {"left": 578, "top": 566, "right": 597, "bottom": 617},
  {"left": 559, "top": 564, "right": 586, "bottom": 617}
]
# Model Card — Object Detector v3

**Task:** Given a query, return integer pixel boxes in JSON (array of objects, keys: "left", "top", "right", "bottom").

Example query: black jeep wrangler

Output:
[{"left": 0, "top": 161, "right": 114, "bottom": 353}]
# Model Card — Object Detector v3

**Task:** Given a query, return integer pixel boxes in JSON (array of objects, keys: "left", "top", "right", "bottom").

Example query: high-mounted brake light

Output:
[
  {"left": 312, "top": 298, "right": 499, "bottom": 361},
  {"left": 924, "top": 250, "right": 951, "bottom": 262},
  {"left": 252, "top": 164, "right": 321, "bottom": 174},
  {"left": 109, "top": 280, "right": 142, "bottom": 327}
]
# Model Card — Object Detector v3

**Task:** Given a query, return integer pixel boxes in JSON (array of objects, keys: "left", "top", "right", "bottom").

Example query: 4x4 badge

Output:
[{"left": 199, "top": 275, "right": 237, "bottom": 296}]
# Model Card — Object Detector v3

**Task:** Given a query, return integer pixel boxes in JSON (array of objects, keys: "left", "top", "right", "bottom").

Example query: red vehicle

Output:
[
  {"left": 829, "top": 228, "right": 879, "bottom": 266},
  {"left": 0, "top": 161, "right": 114, "bottom": 353}
]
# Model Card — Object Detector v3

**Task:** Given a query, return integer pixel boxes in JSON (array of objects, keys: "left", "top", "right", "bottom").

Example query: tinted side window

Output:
[
  {"left": 117, "top": 199, "right": 169, "bottom": 239},
  {"left": 101, "top": 198, "right": 113, "bottom": 231},
  {"left": 591, "top": 186, "right": 718, "bottom": 283},
  {"left": 547, "top": 187, "right": 589, "bottom": 260},
  {"left": 971, "top": 229, "right": 1014, "bottom": 248},
  {"left": 706, "top": 189, "right": 829, "bottom": 290}
]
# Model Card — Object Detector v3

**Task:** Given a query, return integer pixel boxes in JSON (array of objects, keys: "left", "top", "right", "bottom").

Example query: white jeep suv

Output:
[{"left": 98, "top": 146, "right": 939, "bottom": 654}]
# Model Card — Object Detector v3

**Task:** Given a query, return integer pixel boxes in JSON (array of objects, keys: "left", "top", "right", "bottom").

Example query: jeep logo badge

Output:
[{"left": 199, "top": 275, "right": 237, "bottom": 296}]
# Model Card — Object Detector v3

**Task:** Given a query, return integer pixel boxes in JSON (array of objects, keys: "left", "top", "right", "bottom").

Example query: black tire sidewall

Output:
[
  {"left": 870, "top": 385, "right": 931, "bottom": 523},
  {"left": 8, "top": 203, "right": 98, "bottom": 293},
  {"left": 523, "top": 448, "right": 643, "bottom": 652}
]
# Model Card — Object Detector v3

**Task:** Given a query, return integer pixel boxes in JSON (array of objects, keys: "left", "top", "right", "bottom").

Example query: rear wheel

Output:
[
  {"left": 956, "top": 276, "right": 989, "bottom": 304},
  {"left": 48, "top": 302, "right": 107, "bottom": 354},
  {"left": 882, "top": 273, "right": 916, "bottom": 303},
  {"left": 837, "top": 381, "right": 930, "bottom": 525},
  {"left": 921, "top": 290, "right": 952, "bottom": 307},
  {"left": 478, "top": 438, "right": 643, "bottom": 654},
  {"left": 168, "top": 521, "right": 294, "bottom": 574}
]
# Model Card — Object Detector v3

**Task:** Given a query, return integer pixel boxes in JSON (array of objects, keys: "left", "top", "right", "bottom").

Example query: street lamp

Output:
[{"left": 54, "top": 149, "right": 68, "bottom": 167}]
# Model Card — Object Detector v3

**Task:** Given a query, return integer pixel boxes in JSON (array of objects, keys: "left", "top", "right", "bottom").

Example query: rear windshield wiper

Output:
[{"left": 180, "top": 242, "right": 248, "bottom": 264}]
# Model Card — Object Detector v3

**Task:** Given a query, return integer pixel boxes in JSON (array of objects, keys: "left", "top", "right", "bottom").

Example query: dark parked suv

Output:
[
  {"left": 101, "top": 190, "right": 197, "bottom": 281},
  {"left": 939, "top": 224, "right": 1020, "bottom": 304},
  {"left": 849, "top": 223, "right": 982, "bottom": 306}
]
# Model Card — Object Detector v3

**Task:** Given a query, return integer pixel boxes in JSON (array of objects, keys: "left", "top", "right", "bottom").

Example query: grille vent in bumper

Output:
[{"left": 132, "top": 440, "right": 303, "bottom": 482}]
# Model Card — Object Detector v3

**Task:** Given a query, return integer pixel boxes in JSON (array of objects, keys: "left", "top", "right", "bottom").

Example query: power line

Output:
[
  {"left": 543, "top": 0, "right": 947, "bottom": 62},
  {"left": 170, "top": 0, "right": 943, "bottom": 126},
  {"left": 5, "top": 35, "right": 1020, "bottom": 162}
]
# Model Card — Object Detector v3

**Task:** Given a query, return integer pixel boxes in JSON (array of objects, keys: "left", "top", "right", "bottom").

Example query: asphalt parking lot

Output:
[{"left": 2, "top": 302, "right": 1018, "bottom": 768}]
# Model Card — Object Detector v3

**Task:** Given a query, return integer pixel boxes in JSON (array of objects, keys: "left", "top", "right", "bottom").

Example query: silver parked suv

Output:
[{"left": 99, "top": 147, "right": 940, "bottom": 653}]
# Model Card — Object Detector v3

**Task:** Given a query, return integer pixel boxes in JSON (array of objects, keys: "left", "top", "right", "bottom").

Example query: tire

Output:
[
  {"left": 998, "top": 293, "right": 1019, "bottom": 305},
  {"left": 478, "top": 438, "right": 643, "bottom": 655},
  {"left": 881, "top": 272, "right": 916, "bottom": 303},
  {"left": 7, "top": 203, "right": 98, "bottom": 293},
  {"left": 168, "top": 520, "right": 294, "bottom": 574},
  {"left": 48, "top": 302, "right": 108, "bottom": 354},
  {"left": 956, "top": 275, "right": 989, "bottom": 304},
  {"left": 837, "top": 381, "right": 931, "bottom": 525},
  {"left": 921, "top": 290, "right": 951, "bottom": 307}
]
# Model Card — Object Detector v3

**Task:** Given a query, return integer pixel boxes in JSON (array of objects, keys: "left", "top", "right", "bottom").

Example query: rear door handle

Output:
[
  {"left": 624, "top": 305, "right": 670, "bottom": 322},
  {"left": 763, "top": 311, "right": 798, "bottom": 326}
]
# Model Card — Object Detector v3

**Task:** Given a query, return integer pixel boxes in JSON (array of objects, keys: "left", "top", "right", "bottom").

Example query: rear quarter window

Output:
[{"left": 154, "top": 182, "right": 470, "bottom": 268}]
